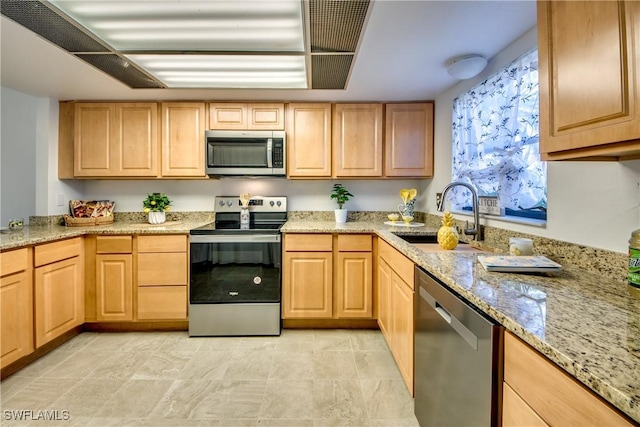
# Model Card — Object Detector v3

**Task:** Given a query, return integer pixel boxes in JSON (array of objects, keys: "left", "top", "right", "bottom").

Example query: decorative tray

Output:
[
  {"left": 478, "top": 255, "right": 562, "bottom": 273},
  {"left": 383, "top": 221, "right": 425, "bottom": 227},
  {"left": 69, "top": 200, "right": 115, "bottom": 218},
  {"left": 66, "top": 200, "right": 115, "bottom": 227}
]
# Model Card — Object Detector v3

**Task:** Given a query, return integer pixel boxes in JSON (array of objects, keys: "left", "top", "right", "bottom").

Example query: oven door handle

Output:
[{"left": 190, "top": 234, "right": 281, "bottom": 244}]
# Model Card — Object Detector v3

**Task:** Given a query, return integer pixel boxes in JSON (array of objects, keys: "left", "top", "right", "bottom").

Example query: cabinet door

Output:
[
  {"left": 282, "top": 251, "right": 333, "bottom": 318},
  {"left": 384, "top": 103, "right": 434, "bottom": 177},
  {"left": 161, "top": 102, "right": 206, "bottom": 177},
  {"left": 34, "top": 256, "right": 83, "bottom": 347},
  {"left": 538, "top": 0, "right": 640, "bottom": 160},
  {"left": 335, "top": 251, "right": 372, "bottom": 318},
  {"left": 390, "top": 272, "right": 414, "bottom": 396},
  {"left": 286, "top": 103, "right": 332, "bottom": 177},
  {"left": 248, "top": 103, "right": 285, "bottom": 129},
  {"left": 1, "top": 271, "right": 33, "bottom": 368},
  {"left": 96, "top": 254, "right": 133, "bottom": 321},
  {"left": 115, "top": 103, "right": 158, "bottom": 176},
  {"left": 333, "top": 104, "right": 383, "bottom": 177},
  {"left": 209, "top": 103, "right": 246, "bottom": 129},
  {"left": 377, "top": 257, "right": 392, "bottom": 341},
  {"left": 74, "top": 103, "right": 115, "bottom": 176}
]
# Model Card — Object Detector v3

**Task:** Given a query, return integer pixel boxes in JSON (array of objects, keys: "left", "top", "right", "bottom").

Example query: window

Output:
[{"left": 451, "top": 48, "right": 546, "bottom": 221}]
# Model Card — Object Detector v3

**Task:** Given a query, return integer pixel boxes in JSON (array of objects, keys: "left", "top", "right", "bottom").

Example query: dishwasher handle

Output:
[
  {"left": 420, "top": 286, "right": 478, "bottom": 351},
  {"left": 435, "top": 303, "right": 452, "bottom": 324}
]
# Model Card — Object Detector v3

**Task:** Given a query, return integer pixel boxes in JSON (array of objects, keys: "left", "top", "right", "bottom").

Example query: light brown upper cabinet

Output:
[
  {"left": 161, "top": 102, "right": 206, "bottom": 177},
  {"left": 384, "top": 103, "right": 434, "bottom": 177},
  {"left": 208, "top": 103, "right": 285, "bottom": 130},
  {"left": 538, "top": 0, "right": 640, "bottom": 160},
  {"left": 73, "top": 103, "right": 158, "bottom": 177},
  {"left": 332, "top": 104, "right": 383, "bottom": 177},
  {"left": 286, "top": 103, "right": 333, "bottom": 177}
]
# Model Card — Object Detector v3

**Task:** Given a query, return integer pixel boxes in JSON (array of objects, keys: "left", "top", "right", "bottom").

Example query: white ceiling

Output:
[{"left": 0, "top": 0, "right": 537, "bottom": 102}]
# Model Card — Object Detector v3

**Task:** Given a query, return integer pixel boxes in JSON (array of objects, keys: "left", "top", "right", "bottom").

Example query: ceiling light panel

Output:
[
  {"left": 48, "top": 0, "right": 305, "bottom": 52},
  {"left": 127, "top": 54, "right": 307, "bottom": 88}
]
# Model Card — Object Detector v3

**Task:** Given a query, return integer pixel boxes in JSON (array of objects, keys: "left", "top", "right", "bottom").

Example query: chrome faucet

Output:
[{"left": 436, "top": 182, "right": 483, "bottom": 241}]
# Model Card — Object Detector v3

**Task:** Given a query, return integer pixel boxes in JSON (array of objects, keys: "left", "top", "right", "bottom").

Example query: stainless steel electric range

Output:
[{"left": 188, "top": 196, "right": 286, "bottom": 336}]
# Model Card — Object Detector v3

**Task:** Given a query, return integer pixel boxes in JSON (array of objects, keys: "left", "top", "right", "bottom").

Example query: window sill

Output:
[{"left": 449, "top": 209, "right": 547, "bottom": 228}]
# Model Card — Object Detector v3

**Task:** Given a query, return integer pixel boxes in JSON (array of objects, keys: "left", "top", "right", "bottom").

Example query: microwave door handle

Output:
[{"left": 266, "top": 138, "right": 273, "bottom": 168}]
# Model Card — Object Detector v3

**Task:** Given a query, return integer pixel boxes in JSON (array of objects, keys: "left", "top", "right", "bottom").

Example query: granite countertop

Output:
[
  {"left": 3, "top": 218, "right": 638, "bottom": 422},
  {"left": 0, "top": 218, "right": 213, "bottom": 250},
  {"left": 281, "top": 220, "right": 640, "bottom": 423}
]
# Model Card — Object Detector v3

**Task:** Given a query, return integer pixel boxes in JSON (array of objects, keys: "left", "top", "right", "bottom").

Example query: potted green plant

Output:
[
  {"left": 330, "top": 183, "right": 354, "bottom": 223},
  {"left": 143, "top": 192, "right": 172, "bottom": 224}
]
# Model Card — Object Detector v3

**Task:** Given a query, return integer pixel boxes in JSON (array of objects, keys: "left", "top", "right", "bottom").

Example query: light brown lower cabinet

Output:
[
  {"left": 1, "top": 248, "right": 33, "bottom": 368},
  {"left": 282, "top": 233, "right": 373, "bottom": 319},
  {"left": 95, "top": 236, "right": 133, "bottom": 321},
  {"left": 503, "top": 331, "right": 634, "bottom": 427},
  {"left": 96, "top": 253, "right": 133, "bottom": 321},
  {"left": 335, "top": 234, "right": 373, "bottom": 318},
  {"left": 34, "top": 239, "right": 84, "bottom": 347},
  {"left": 136, "top": 235, "right": 188, "bottom": 320},
  {"left": 376, "top": 238, "right": 414, "bottom": 396}
]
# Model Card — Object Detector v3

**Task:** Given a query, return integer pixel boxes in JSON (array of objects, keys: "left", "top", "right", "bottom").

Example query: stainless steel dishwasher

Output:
[{"left": 414, "top": 266, "right": 502, "bottom": 427}]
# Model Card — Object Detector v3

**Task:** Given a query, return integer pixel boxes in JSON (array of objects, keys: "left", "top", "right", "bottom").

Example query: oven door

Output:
[{"left": 190, "top": 234, "right": 281, "bottom": 304}]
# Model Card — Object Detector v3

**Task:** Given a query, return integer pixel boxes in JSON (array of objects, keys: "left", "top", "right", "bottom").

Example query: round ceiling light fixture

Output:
[{"left": 445, "top": 54, "right": 488, "bottom": 80}]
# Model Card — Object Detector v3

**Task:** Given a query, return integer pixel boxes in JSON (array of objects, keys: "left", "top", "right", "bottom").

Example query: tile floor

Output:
[{"left": 0, "top": 329, "right": 419, "bottom": 427}]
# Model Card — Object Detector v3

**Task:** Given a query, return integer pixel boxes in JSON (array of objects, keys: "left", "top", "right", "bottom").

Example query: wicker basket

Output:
[{"left": 64, "top": 215, "right": 114, "bottom": 227}]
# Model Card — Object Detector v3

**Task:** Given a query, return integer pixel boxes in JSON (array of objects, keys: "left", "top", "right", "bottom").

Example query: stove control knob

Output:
[
  {"left": 227, "top": 201, "right": 232, "bottom": 207},
  {"left": 253, "top": 276, "right": 262, "bottom": 285},
  {"left": 219, "top": 201, "right": 225, "bottom": 207},
  {"left": 270, "top": 201, "right": 274, "bottom": 207},
  {"left": 276, "top": 201, "right": 282, "bottom": 207}
]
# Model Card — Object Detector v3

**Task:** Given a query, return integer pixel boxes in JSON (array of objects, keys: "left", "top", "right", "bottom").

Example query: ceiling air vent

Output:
[
  {"left": 308, "top": 0, "right": 370, "bottom": 89},
  {"left": 311, "top": 55, "right": 353, "bottom": 90},
  {"left": 0, "top": 0, "right": 109, "bottom": 53}
]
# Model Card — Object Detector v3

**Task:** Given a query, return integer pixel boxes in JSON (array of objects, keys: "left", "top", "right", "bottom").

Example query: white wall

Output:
[
  {"left": 424, "top": 27, "right": 640, "bottom": 254},
  {"left": 1, "top": 87, "right": 37, "bottom": 225},
  {"left": 82, "top": 179, "right": 423, "bottom": 213}
]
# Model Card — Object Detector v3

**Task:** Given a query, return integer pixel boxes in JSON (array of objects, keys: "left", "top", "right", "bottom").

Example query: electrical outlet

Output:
[
  {"left": 57, "top": 194, "right": 65, "bottom": 207},
  {"left": 436, "top": 192, "right": 442, "bottom": 207}
]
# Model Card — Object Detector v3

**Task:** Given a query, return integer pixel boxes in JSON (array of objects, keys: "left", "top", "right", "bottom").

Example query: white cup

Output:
[{"left": 509, "top": 237, "right": 533, "bottom": 256}]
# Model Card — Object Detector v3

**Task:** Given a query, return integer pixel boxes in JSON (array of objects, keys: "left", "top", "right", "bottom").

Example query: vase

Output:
[
  {"left": 334, "top": 209, "right": 348, "bottom": 223},
  {"left": 148, "top": 211, "right": 166, "bottom": 224},
  {"left": 398, "top": 199, "right": 415, "bottom": 217}
]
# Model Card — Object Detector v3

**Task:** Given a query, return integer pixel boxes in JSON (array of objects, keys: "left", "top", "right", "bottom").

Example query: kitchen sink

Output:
[
  {"left": 394, "top": 234, "right": 439, "bottom": 243},
  {"left": 394, "top": 234, "right": 485, "bottom": 253}
]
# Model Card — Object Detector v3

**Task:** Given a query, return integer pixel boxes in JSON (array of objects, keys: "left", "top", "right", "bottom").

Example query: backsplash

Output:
[
  {"left": 420, "top": 213, "right": 628, "bottom": 284},
  {"left": 30, "top": 210, "right": 627, "bottom": 284}
]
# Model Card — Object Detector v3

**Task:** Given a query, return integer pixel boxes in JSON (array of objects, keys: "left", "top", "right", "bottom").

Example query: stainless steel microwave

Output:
[{"left": 205, "top": 130, "right": 286, "bottom": 176}]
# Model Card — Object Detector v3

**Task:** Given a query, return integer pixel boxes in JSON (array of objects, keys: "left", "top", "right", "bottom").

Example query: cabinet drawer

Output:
[
  {"left": 34, "top": 238, "right": 82, "bottom": 267},
  {"left": 504, "top": 331, "right": 633, "bottom": 427},
  {"left": 284, "top": 234, "right": 333, "bottom": 252},
  {"left": 138, "top": 252, "right": 187, "bottom": 286},
  {"left": 378, "top": 238, "right": 414, "bottom": 290},
  {"left": 137, "top": 235, "right": 187, "bottom": 253},
  {"left": 96, "top": 235, "right": 132, "bottom": 254},
  {"left": 1, "top": 248, "right": 28, "bottom": 276},
  {"left": 337, "top": 234, "right": 372, "bottom": 252},
  {"left": 137, "top": 286, "right": 187, "bottom": 320}
]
